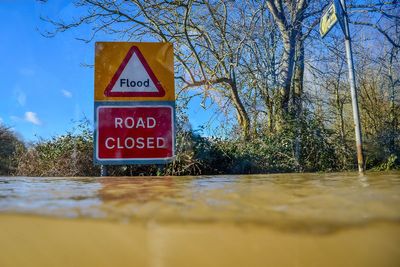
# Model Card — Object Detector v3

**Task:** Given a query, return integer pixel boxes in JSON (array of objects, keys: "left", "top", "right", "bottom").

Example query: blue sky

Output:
[{"left": 0, "top": 0, "right": 214, "bottom": 142}]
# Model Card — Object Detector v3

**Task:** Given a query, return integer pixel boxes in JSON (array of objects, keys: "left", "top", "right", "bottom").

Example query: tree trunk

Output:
[
  {"left": 230, "top": 81, "right": 251, "bottom": 140},
  {"left": 334, "top": 81, "right": 348, "bottom": 168},
  {"left": 293, "top": 36, "right": 304, "bottom": 170},
  {"left": 276, "top": 33, "right": 296, "bottom": 130},
  {"left": 293, "top": 36, "right": 304, "bottom": 119},
  {"left": 267, "top": 98, "right": 275, "bottom": 134},
  {"left": 388, "top": 48, "right": 398, "bottom": 154}
]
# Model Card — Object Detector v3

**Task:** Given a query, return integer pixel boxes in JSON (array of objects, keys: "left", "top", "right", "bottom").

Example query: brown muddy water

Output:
[{"left": 0, "top": 172, "right": 399, "bottom": 267}]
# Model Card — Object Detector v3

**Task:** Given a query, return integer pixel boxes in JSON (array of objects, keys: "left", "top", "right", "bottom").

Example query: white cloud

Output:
[
  {"left": 61, "top": 89, "right": 72, "bottom": 98},
  {"left": 24, "top": 112, "right": 42, "bottom": 126},
  {"left": 16, "top": 90, "right": 26, "bottom": 106},
  {"left": 0, "top": 117, "right": 3, "bottom": 124}
]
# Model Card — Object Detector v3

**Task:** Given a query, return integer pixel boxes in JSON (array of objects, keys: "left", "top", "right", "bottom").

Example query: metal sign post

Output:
[
  {"left": 100, "top": 165, "right": 108, "bottom": 176},
  {"left": 339, "top": 0, "right": 365, "bottom": 173},
  {"left": 320, "top": 0, "right": 365, "bottom": 173}
]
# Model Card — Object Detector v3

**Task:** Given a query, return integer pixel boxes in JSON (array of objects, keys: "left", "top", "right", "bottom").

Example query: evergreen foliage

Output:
[
  {"left": 1, "top": 113, "right": 396, "bottom": 176},
  {"left": 0, "top": 125, "right": 25, "bottom": 175}
]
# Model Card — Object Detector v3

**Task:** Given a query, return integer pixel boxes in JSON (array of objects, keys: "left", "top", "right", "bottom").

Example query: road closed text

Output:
[
  {"left": 105, "top": 136, "right": 166, "bottom": 149},
  {"left": 96, "top": 106, "right": 174, "bottom": 160}
]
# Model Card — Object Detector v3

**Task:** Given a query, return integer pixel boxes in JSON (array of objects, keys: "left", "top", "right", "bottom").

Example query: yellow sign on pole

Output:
[
  {"left": 95, "top": 42, "right": 174, "bottom": 101},
  {"left": 320, "top": 3, "right": 338, "bottom": 38}
]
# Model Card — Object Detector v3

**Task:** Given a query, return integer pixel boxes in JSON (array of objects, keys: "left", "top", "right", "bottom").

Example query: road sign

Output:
[
  {"left": 94, "top": 42, "right": 175, "bottom": 167},
  {"left": 95, "top": 42, "right": 174, "bottom": 101},
  {"left": 94, "top": 102, "right": 175, "bottom": 165},
  {"left": 104, "top": 46, "right": 166, "bottom": 97},
  {"left": 320, "top": 2, "right": 338, "bottom": 38}
]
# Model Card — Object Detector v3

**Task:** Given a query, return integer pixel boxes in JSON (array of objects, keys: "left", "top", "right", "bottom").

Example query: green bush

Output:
[
  {"left": 164, "top": 113, "right": 341, "bottom": 175},
  {"left": 15, "top": 119, "right": 99, "bottom": 176},
  {"left": 9, "top": 112, "right": 399, "bottom": 176},
  {"left": 365, "top": 127, "right": 400, "bottom": 170},
  {"left": 0, "top": 124, "right": 25, "bottom": 175}
]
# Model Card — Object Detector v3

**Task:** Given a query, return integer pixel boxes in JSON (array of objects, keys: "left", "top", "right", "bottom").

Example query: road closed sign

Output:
[
  {"left": 95, "top": 103, "right": 174, "bottom": 164},
  {"left": 94, "top": 42, "right": 175, "bottom": 165}
]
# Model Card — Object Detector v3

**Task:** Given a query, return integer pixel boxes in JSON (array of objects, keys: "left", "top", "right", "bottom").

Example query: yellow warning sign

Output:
[
  {"left": 95, "top": 42, "right": 174, "bottom": 101},
  {"left": 320, "top": 3, "right": 338, "bottom": 38}
]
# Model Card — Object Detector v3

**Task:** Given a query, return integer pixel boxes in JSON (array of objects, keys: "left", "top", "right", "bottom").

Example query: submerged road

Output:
[{"left": 0, "top": 172, "right": 399, "bottom": 267}]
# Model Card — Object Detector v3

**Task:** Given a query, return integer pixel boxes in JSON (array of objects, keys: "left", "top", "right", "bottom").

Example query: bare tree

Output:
[
  {"left": 41, "top": 0, "right": 258, "bottom": 139},
  {"left": 39, "top": 0, "right": 399, "bottom": 142}
]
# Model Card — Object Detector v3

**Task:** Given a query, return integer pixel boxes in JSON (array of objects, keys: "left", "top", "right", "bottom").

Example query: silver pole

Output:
[
  {"left": 340, "top": 0, "right": 365, "bottom": 173},
  {"left": 100, "top": 165, "right": 108, "bottom": 176}
]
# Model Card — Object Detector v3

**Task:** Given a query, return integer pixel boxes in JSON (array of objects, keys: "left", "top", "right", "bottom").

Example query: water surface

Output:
[{"left": 1, "top": 172, "right": 399, "bottom": 266}]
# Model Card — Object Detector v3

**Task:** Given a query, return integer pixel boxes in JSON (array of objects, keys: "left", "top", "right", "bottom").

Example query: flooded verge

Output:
[{"left": 1, "top": 172, "right": 399, "bottom": 266}]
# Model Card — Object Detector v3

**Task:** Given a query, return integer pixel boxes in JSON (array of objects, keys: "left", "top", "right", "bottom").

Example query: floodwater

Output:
[{"left": 0, "top": 172, "right": 399, "bottom": 267}]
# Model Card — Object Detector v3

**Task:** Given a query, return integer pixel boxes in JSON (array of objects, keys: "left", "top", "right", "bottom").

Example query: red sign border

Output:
[{"left": 104, "top": 46, "right": 166, "bottom": 97}]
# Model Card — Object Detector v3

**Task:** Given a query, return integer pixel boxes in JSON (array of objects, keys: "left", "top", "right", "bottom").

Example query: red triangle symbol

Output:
[{"left": 104, "top": 46, "right": 166, "bottom": 97}]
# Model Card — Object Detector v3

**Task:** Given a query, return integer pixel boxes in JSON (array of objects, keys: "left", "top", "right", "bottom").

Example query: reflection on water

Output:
[
  {"left": 0, "top": 172, "right": 399, "bottom": 232},
  {"left": 99, "top": 177, "right": 176, "bottom": 202}
]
